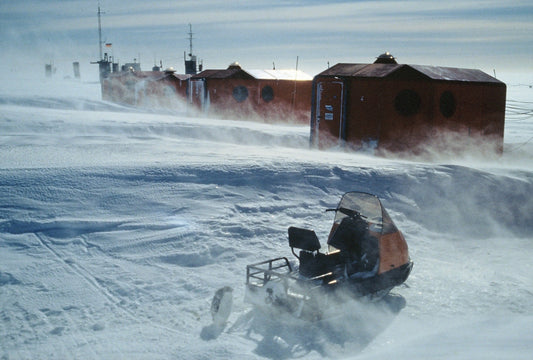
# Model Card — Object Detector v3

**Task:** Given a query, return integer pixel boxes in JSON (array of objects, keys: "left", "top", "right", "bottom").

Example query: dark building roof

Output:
[
  {"left": 317, "top": 63, "right": 504, "bottom": 84},
  {"left": 191, "top": 63, "right": 255, "bottom": 80},
  {"left": 143, "top": 71, "right": 191, "bottom": 82},
  {"left": 106, "top": 70, "right": 191, "bottom": 82},
  {"left": 169, "top": 73, "right": 192, "bottom": 81},
  {"left": 409, "top": 65, "right": 501, "bottom": 83},
  {"left": 191, "top": 64, "right": 312, "bottom": 81}
]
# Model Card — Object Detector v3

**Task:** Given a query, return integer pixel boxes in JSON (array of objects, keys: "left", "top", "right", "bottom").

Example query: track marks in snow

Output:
[
  {"left": 29, "top": 232, "right": 182, "bottom": 338},
  {"left": 33, "top": 233, "right": 137, "bottom": 317},
  {"left": 0, "top": 218, "right": 126, "bottom": 238}
]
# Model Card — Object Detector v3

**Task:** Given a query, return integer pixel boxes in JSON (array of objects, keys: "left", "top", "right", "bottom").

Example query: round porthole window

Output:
[
  {"left": 261, "top": 85, "right": 274, "bottom": 102},
  {"left": 439, "top": 91, "right": 456, "bottom": 118},
  {"left": 232, "top": 85, "right": 248, "bottom": 103},
  {"left": 394, "top": 89, "right": 421, "bottom": 116}
]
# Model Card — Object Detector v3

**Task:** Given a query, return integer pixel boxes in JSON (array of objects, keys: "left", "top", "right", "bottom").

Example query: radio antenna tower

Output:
[
  {"left": 184, "top": 24, "right": 198, "bottom": 75},
  {"left": 188, "top": 24, "right": 194, "bottom": 57},
  {"left": 97, "top": 3, "right": 105, "bottom": 60}
]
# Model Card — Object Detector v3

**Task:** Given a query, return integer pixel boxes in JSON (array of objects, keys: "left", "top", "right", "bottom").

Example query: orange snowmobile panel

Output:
[{"left": 378, "top": 231, "right": 409, "bottom": 275}]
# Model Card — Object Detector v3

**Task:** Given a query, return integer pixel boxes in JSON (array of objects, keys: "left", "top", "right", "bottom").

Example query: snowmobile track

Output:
[{"left": 33, "top": 232, "right": 180, "bottom": 335}]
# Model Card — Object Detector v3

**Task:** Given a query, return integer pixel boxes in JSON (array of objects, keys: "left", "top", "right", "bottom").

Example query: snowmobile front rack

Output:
[
  {"left": 246, "top": 257, "right": 338, "bottom": 288},
  {"left": 245, "top": 257, "right": 339, "bottom": 319},
  {"left": 246, "top": 257, "right": 292, "bottom": 286}
]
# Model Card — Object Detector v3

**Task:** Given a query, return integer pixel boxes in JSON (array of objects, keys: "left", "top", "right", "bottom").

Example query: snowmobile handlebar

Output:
[{"left": 325, "top": 207, "right": 367, "bottom": 219}]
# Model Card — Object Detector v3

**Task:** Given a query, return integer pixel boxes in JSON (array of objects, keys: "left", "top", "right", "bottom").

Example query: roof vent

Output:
[
  {"left": 228, "top": 61, "right": 242, "bottom": 69},
  {"left": 164, "top": 67, "right": 176, "bottom": 73},
  {"left": 374, "top": 52, "right": 397, "bottom": 64}
]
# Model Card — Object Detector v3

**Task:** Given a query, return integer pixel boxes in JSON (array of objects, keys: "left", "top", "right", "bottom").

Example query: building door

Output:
[{"left": 315, "top": 80, "right": 345, "bottom": 147}]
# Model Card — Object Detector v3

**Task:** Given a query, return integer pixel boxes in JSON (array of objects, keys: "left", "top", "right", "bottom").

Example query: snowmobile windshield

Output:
[
  {"left": 329, "top": 192, "right": 400, "bottom": 236},
  {"left": 327, "top": 192, "right": 399, "bottom": 261},
  {"left": 327, "top": 192, "right": 408, "bottom": 277},
  {"left": 334, "top": 192, "right": 382, "bottom": 226}
]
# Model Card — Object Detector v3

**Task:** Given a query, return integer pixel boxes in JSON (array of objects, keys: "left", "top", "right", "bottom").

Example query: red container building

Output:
[
  {"left": 311, "top": 53, "right": 506, "bottom": 154},
  {"left": 189, "top": 63, "right": 313, "bottom": 123}
]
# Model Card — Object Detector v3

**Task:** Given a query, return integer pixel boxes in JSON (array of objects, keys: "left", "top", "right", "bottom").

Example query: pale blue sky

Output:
[{"left": 1, "top": 0, "right": 532, "bottom": 77}]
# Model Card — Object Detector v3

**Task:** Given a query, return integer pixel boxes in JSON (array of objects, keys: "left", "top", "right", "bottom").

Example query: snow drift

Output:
[{"left": 1, "top": 73, "right": 532, "bottom": 359}]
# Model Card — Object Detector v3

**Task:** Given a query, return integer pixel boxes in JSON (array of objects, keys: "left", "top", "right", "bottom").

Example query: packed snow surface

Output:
[{"left": 1, "top": 72, "right": 532, "bottom": 359}]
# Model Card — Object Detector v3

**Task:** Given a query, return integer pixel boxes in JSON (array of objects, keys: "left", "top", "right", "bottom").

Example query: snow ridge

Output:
[{"left": 1, "top": 79, "right": 532, "bottom": 359}]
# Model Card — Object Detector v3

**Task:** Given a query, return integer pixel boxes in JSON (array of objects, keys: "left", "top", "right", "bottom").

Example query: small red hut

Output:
[
  {"left": 102, "top": 68, "right": 190, "bottom": 109},
  {"left": 310, "top": 53, "right": 506, "bottom": 154},
  {"left": 189, "top": 63, "right": 313, "bottom": 123},
  {"left": 136, "top": 69, "right": 190, "bottom": 109}
]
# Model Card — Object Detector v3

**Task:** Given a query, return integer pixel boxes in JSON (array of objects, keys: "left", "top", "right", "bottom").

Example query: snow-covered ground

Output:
[{"left": 1, "top": 70, "right": 532, "bottom": 359}]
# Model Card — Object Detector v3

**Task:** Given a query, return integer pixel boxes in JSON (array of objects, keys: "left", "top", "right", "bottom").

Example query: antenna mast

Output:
[
  {"left": 188, "top": 24, "right": 194, "bottom": 57},
  {"left": 184, "top": 24, "right": 198, "bottom": 75},
  {"left": 92, "top": 3, "right": 111, "bottom": 82},
  {"left": 97, "top": 4, "right": 105, "bottom": 60}
]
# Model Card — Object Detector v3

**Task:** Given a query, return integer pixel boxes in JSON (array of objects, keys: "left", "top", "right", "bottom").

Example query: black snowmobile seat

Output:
[
  {"left": 298, "top": 250, "right": 345, "bottom": 278},
  {"left": 288, "top": 227, "right": 321, "bottom": 252},
  {"left": 288, "top": 227, "right": 348, "bottom": 278}
]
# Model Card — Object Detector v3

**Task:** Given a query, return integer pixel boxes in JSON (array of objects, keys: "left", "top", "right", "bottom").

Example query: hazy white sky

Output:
[{"left": 1, "top": 0, "right": 532, "bottom": 77}]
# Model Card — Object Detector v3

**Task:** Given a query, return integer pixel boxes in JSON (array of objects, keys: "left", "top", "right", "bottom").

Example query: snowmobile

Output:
[{"left": 211, "top": 192, "right": 413, "bottom": 324}]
